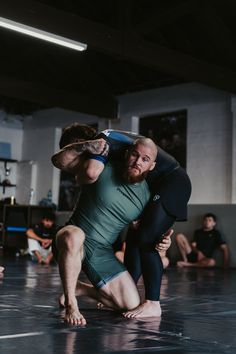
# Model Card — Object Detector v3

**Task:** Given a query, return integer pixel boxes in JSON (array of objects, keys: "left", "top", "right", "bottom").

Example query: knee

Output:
[
  {"left": 176, "top": 233, "right": 185, "bottom": 243},
  {"left": 56, "top": 226, "right": 85, "bottom": 252},
  {"left": 208, "top": 258, "right": 216, "bottom": 267},
  {"left": 136, "top": 239, "right": 152, "bottom": 249}
]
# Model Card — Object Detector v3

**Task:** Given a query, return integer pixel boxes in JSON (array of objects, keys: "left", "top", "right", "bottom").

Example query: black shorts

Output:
[{"left": 186, "top": 251, "right": 198, "bottom": 263}]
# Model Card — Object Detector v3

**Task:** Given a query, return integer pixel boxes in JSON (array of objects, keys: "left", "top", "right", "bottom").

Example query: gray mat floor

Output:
[{"left": 0, "top": 258, "right": 236, "bottom": 354}]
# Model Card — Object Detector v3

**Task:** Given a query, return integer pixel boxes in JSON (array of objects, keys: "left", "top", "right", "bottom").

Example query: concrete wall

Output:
[
  {"left": 22, "top": 126, "right": 56, "bottom": 204},
  {"left": 100, "top": 83, "right": 235, "bottom": 204}
]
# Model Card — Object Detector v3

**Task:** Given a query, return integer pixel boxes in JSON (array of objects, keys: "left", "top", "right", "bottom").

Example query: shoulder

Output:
[
  {"left": 32, "top": 223, "right": 41, "bottom": 233},
  {"left": 213, "top": 229, "right": 224, "bottom": 238},
  {"left": 194, "top": 228, "right": 203, "bottom": 234}
]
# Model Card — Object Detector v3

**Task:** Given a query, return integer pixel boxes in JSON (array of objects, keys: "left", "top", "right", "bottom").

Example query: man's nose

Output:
[{"left": 136, "top": 157, "right": 142, "bottom": 166}]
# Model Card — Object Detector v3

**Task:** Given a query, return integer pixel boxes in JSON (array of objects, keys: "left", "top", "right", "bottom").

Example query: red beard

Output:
[{"left": 123, "top": 168, "right": 148, "bottom": 184}]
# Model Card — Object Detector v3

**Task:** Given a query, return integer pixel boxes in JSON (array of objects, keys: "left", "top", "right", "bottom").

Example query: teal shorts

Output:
[{"left": 82, "top": 238, "right": 126, "bottom": 288}]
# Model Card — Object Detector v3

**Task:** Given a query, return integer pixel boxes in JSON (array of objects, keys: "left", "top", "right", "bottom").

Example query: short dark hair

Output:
[
  {"left": 59, "top": 123, "right": 97, "bottom": 148},
  {"left": 203, "top": 213, "right": 217, "bottom": 222},
  {"left": 42, "top": 212, "right": 55, "bottom": 222}
]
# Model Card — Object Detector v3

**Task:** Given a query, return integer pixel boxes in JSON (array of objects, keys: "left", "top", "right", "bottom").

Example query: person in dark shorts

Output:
[{"left": 176, "top": 213, "right": 229, "bottom": 268}]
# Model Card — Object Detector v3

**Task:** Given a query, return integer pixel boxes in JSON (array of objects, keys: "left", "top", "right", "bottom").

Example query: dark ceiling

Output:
[{"left": 0, "top": 0, "right": 236, "bottom": 118}]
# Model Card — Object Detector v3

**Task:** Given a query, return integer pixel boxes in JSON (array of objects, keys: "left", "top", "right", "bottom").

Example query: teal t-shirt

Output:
[{"left": 70, "top": 161, "right": 150, "bottom": 246}]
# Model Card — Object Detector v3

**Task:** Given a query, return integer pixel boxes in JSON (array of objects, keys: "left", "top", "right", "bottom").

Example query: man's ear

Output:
[{"left": 149, "top": 162, "right": 156, "bottom": 171}]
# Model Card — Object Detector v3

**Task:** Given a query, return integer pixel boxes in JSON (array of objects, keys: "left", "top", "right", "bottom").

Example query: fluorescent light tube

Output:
[{"left": 0, "top": 16, "right": 87, "bottom": 51}]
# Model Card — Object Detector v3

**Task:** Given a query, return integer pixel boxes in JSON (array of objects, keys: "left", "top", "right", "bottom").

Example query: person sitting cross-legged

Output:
[
  {"left": 27, "top": 212, "right": 57, "bottom": 265},
  {"left": 176, "top": 213, "right": 229, "bottom": 269}
]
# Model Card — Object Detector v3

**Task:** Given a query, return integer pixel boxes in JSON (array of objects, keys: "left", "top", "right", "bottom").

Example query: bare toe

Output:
[{"left": 65, "top": 307, "right": 86, "bottom": 326}]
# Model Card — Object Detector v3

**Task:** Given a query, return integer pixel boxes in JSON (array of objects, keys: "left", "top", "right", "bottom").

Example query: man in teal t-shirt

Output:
[
  {"left": 55, "top": 138, "right": 157, "bottom": 326},
  {"left": 69, "top": 160, "right": 150, "bottom": 288}
]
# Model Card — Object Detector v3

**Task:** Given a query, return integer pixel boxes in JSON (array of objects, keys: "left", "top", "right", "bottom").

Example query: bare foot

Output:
[
  {"left": 123, "top": 300, "right": 162, "bottom": 318},
  {"left": 177, "top": 261, "right": 188, "bottom": 268},
  {"left": 33, "top": 251, "right": 43, "bottom": 264},
  {"left": 64, "top": 302, "right": 86, "bottom": 326},
  {"left": 44, "top": 256, "right": 52, "bottom": 265}
]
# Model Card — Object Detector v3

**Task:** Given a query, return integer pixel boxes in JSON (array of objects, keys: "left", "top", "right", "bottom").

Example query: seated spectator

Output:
[
  {"left": 176, "top": 213, "right": 229, "bottom": 269},
  {"left": 0, "top": 266, "right": 4, "bottom": 277},
  {"left": 26, "top": 212, "right": 57, "bottom": 265}
]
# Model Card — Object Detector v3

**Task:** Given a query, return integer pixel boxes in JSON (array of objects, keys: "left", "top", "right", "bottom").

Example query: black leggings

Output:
[{"left": 124, "top": 200, "right": 175, "bottom": 301}]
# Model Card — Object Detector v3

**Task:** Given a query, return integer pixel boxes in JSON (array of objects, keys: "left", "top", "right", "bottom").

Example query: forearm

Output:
[
  {"left": 26, "top": 229, "right": 43, "bottom": 243},
  {"left": 51, "top": 139, "right": 109, "bottom": 174}
]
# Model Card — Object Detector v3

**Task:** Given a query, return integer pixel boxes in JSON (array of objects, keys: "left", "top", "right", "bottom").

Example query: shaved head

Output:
[{"left": 133, "top": 138, "right": 158, "bottom": 161}]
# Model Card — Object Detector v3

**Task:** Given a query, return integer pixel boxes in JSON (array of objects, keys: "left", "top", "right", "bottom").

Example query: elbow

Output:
[
  {"left": 85, "top": 166, "right": 100, "bottom": 183},
  {"left": 83, "top": 159, "right": 105, "bottom": 184}
]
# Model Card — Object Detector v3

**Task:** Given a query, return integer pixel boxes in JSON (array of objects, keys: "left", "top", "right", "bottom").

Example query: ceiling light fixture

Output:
[{"left": 0, "top": 16, "right": 87, "bottom": 51}]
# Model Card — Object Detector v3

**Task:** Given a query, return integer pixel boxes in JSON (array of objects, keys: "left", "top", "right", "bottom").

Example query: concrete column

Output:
[{"left": 231, "top": 96, "right": 236, "bottom": 203}]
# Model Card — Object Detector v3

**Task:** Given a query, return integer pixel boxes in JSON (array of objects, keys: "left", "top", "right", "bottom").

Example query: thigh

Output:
[
  {"left": 83, "top": 242, "right": 127, "bottom": 289},
  {"left": 28, "top": 238, "right": 41, "bottom": 254},
  {"left": 99, "top": 270, "right": 140, "bottom": 310}
]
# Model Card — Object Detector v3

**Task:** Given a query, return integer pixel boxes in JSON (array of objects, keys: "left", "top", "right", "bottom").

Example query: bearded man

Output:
[{"left": 54, "top": 138, "right": 158, "bottom": 325}]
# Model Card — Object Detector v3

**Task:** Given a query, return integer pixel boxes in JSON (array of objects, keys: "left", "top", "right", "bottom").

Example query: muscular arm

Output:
[
  {"left": 52, "top": 130, "right": 135, "bottom": 184},
  {"left": 51, "top": 138, "right": 109, "bottom": 173}
]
